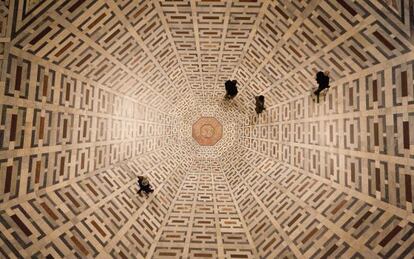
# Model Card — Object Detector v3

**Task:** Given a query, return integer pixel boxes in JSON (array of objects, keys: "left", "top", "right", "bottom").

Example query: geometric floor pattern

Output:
[{"left": 0, "top": 0, "right": 413, "bottom": 258}]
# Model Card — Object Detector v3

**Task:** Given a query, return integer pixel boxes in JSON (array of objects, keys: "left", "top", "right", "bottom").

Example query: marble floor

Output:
[{"left": 0, "top": 0, "right": 413, "bottom": 258}]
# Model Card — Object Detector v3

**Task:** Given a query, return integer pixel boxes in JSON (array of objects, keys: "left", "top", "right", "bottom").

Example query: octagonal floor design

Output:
[
  {"left": 0, "top": 1, "right": 413, "bottom": 258},
  {"left": 192, "top": 117, "right": 223, "bottom": 146}
]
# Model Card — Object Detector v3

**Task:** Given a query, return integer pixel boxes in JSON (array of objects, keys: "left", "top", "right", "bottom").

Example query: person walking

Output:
[
  {"left": 255, "top": 95, "right": 265, "bottom": 114},
  {"left": 137, "top": 176, "right": 154, "bottom": 196},
  {"left": 313, "top": 71, "right": 330, "bottom": 103},
  {"left": 224, "top": 80, "right": 238, "bottom": 99}
]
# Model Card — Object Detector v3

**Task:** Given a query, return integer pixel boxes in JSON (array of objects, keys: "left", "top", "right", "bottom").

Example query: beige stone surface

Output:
[{"left": 0, "top": 0, "right": 413, "bottom": 258}]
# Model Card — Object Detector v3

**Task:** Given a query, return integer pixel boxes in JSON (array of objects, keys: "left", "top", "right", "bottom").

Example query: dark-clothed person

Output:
[
  {"left": 137, "top": 176, "right": 154, "bottom": 196},
  {"left": 255, "top": 95, "right": 265, "bottom": 114},
  {"left": 314, "top": 71, "right": 330, "bottom": 103},
  {"left": 225, "top": 80, "right": 238, "bottom": 99}
]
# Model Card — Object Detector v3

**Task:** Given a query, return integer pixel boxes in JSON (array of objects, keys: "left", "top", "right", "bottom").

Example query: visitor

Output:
[
  {"left": 314, "top": 71, "right": 330, "bottom": 103},
  {"left": 224, "top": 80, "right": 238, "bottom": 99},
  {"left": 255, "top": 95, "right": 265, "bottom": 114},
  {"left": 137, "top": 176, "right": 154, "bottom": 196}
]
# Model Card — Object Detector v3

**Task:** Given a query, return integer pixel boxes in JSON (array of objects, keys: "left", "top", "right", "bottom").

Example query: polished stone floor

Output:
[{"left": 0, "top": 0, "right": 413, "bottom": 258}]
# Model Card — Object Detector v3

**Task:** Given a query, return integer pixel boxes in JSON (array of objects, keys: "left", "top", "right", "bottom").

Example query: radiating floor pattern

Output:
[{"left": 0, "top": 0, "right": 413, "bottom": 258}]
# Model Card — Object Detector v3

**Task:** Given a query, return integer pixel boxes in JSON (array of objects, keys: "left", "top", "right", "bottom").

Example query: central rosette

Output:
[
  {"left": 201, "top": 124, "right": 215, "bottom": 138},
  {"left": 192, "top": 117, "right": 223, "bottom": 146}
]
